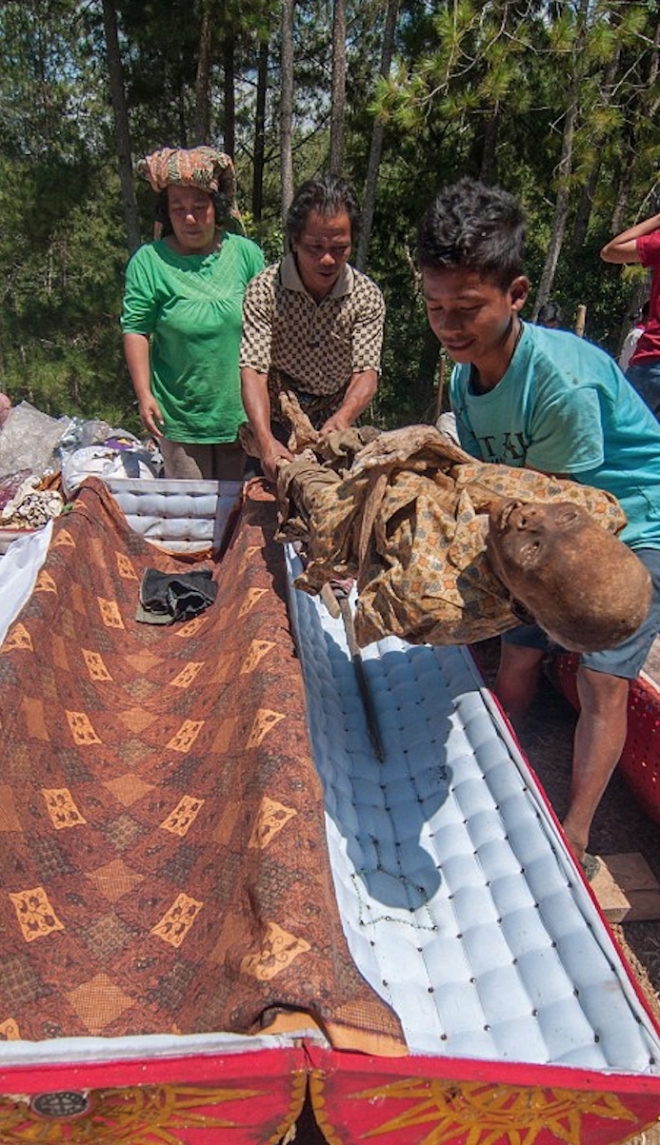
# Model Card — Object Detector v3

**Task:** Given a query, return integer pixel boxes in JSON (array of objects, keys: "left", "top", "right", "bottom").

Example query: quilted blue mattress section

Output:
[{"left": 105, "top": 476, "right": 242, "bottom": 552}]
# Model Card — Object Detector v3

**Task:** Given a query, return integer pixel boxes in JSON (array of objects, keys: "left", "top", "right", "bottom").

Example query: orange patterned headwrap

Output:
[{"left": 136, "top": 147, "right": 244, "bottom": 231}]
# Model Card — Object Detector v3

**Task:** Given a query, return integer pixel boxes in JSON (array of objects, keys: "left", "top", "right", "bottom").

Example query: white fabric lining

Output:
[{"left": 0, "top": 521, "right": 53, "bottom": 646}]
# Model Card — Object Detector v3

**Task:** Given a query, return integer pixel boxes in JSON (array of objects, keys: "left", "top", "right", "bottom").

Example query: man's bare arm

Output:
[
  {"left": 240, "top": 366, "right": 293, "bottom": 481},
  {"left": 318, "top": 369, "right": 378, "bottom": 435}
]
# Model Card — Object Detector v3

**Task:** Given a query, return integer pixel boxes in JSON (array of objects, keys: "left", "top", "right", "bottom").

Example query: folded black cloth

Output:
[{"left": 136, "top": 568, "right": 217, "bottom": 625}]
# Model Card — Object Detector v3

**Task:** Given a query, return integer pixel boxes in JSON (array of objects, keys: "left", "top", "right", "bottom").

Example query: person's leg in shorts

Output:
[
  {"left": 495, "top": 550, "right": 660, "bottom": 864},
  {"left": 495, "top": 623, "right": 553, "bottom": 723},
  {"left": 625, "top": 361, "right": 660, "bottom": 419},
  {"left": 159, "top": 440, "right": 247, "bottom": 481},
  {"left": 562, "top": 547, "right": 660, "bottom": 864}
]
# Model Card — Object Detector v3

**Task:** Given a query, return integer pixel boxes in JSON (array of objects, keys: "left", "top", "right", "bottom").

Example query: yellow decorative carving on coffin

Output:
[
  {"left": 152, "top": 893, "right": 204, "bottom": 948},
  {"left": 249, "top": 797, "right": 297, "bottom": 849},
  {"left": 0, "top": 1082, "right": 265, "bottom": 1138},
  {"left": 241, "top": 921, "right": 311, "bottom": 981},
  {"left": 340, "top": 1076, "right": 638, "bottom": 1145},
  {"left": 0, "top": 1018, "right": 20, "bottom": 1040},
  {"left": 246, "top": 708, "right": 285, "bottom": 748},
  {"left": 42, "top": 788, "right": 87, "bottom": 829},
  {"left": 9, "top": 886, "right": 65, "bottom": 942}
]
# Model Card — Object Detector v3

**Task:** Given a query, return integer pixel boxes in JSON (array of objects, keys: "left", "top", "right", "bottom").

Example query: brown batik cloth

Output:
[
  {"left": 267, "top": 370, "right": 348, "bottom": 431},
  {"left": 0, "top": 477, "right": 403, "bottom": 1051},
  {"left": 238, "top": 381, "right": 350, "bottom": 465},
  {"left": 275, "top": 423, "right": 627, "bottom": 648}
]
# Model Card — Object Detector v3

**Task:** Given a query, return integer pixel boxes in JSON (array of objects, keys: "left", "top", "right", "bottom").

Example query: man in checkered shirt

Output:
[{"left": 240, "top": 175, "right": 386, "bottom": 481}]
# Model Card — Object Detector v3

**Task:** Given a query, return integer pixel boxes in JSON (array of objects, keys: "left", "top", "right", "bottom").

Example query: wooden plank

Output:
[{"left": 590, "top": 852, "right": 660, "bottom": 922}]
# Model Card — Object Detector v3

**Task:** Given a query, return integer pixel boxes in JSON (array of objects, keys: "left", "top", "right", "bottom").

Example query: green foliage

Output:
[
  {"left": 0, "top": 148, "right": 133, "bottom": 423},
  {"left": 0, "top": 0, "right": 659, "bottom": 433}
]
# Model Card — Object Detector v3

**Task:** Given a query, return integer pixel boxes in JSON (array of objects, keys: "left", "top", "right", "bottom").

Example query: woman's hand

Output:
[{"left": 138, "top": 394, "right": 165, "bottom": 439}]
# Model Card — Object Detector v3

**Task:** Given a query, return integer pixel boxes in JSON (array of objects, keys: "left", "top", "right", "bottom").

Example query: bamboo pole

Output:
[{"left": 434, "top": 355, "right": 446, "bottom": 425}]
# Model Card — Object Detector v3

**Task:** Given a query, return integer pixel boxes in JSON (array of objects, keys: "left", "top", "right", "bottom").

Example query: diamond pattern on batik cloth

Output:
[{"left": 0, "top": 477, "right": 403, "bottom": 1050}]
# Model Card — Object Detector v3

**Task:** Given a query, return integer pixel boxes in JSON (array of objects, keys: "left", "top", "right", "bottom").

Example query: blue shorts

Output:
[
  {"left": 501, "top": 548, "right": 660, "bottom": 680},
  {"left": 625, "top": 362, "right": 660, "bottom": 418}
]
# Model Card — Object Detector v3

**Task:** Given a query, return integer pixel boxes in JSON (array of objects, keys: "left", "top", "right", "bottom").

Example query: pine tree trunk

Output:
[
  {"left": 479, "top": 104, "right": 500, "bottom": 185},
  {"left": 533, "top": 95, "right": 578, "bottom": 318},
  {"left": 252, "top": 38, "right": 269, "bottom": 223},
  {"left": 648, "top": 18, "right": 660, "bottom": 120},
  {"left": 355, "top": 0, "right": 399, "bottom": 271},
  {"left": 572, "top": 48, "right": 620, "bottom": 249},
  {"left": 192, "top": 0, "right": 212, "bottom": 144},
  {"left": 329, "top": 0, "right": 347, "bottom": 175},
  {"left": 533, "top": 0, "right": 589, "bottom": 319},
  {"left": 611, "top": 19, "right": 659, "bottom": 235},
  {"left": 223, "top": 33, "right": 236, "bottom": 159},
  {"left": 280, "top": 0, "right": 295, "bottom": 235},
  {"left": 100, "top": 0, "right": 140, "bottom": 254},
  {"left": 611, "top": 152, "right": 636, "bottom": 235}
]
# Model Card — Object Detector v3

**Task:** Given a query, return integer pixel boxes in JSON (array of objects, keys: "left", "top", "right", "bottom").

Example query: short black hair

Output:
[
  {"left": 286, "top": 174, "right": 361, "bottom": 246},
  {"left": 417, "top": 176, "right": 525, "bottom": 289},
  {"left": 154, "top": 186, "right": 232, "bottom": 235}
]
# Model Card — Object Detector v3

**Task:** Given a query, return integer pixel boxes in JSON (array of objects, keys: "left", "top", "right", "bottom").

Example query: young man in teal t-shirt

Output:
[{"left": 417, "top": 176, "right": 660, "bottom": 872}]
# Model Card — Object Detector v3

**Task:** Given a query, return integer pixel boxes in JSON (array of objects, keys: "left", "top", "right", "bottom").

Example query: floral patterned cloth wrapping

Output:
[
  {"left": 275, "top": 423, "right": 627, "bottom": 648},
  {"left": 136, "top": 146, "right": 244, "bottom": 232}
]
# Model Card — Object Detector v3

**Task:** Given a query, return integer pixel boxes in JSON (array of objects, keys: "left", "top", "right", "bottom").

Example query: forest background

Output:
[{"left": 1, "top": 0, "right": 659, "bottom": 436}]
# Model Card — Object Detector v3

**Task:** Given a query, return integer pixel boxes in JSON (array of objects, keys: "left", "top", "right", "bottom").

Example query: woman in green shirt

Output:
[{"left": 121, "top": 147, "right": 264, "bottom": 481}]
